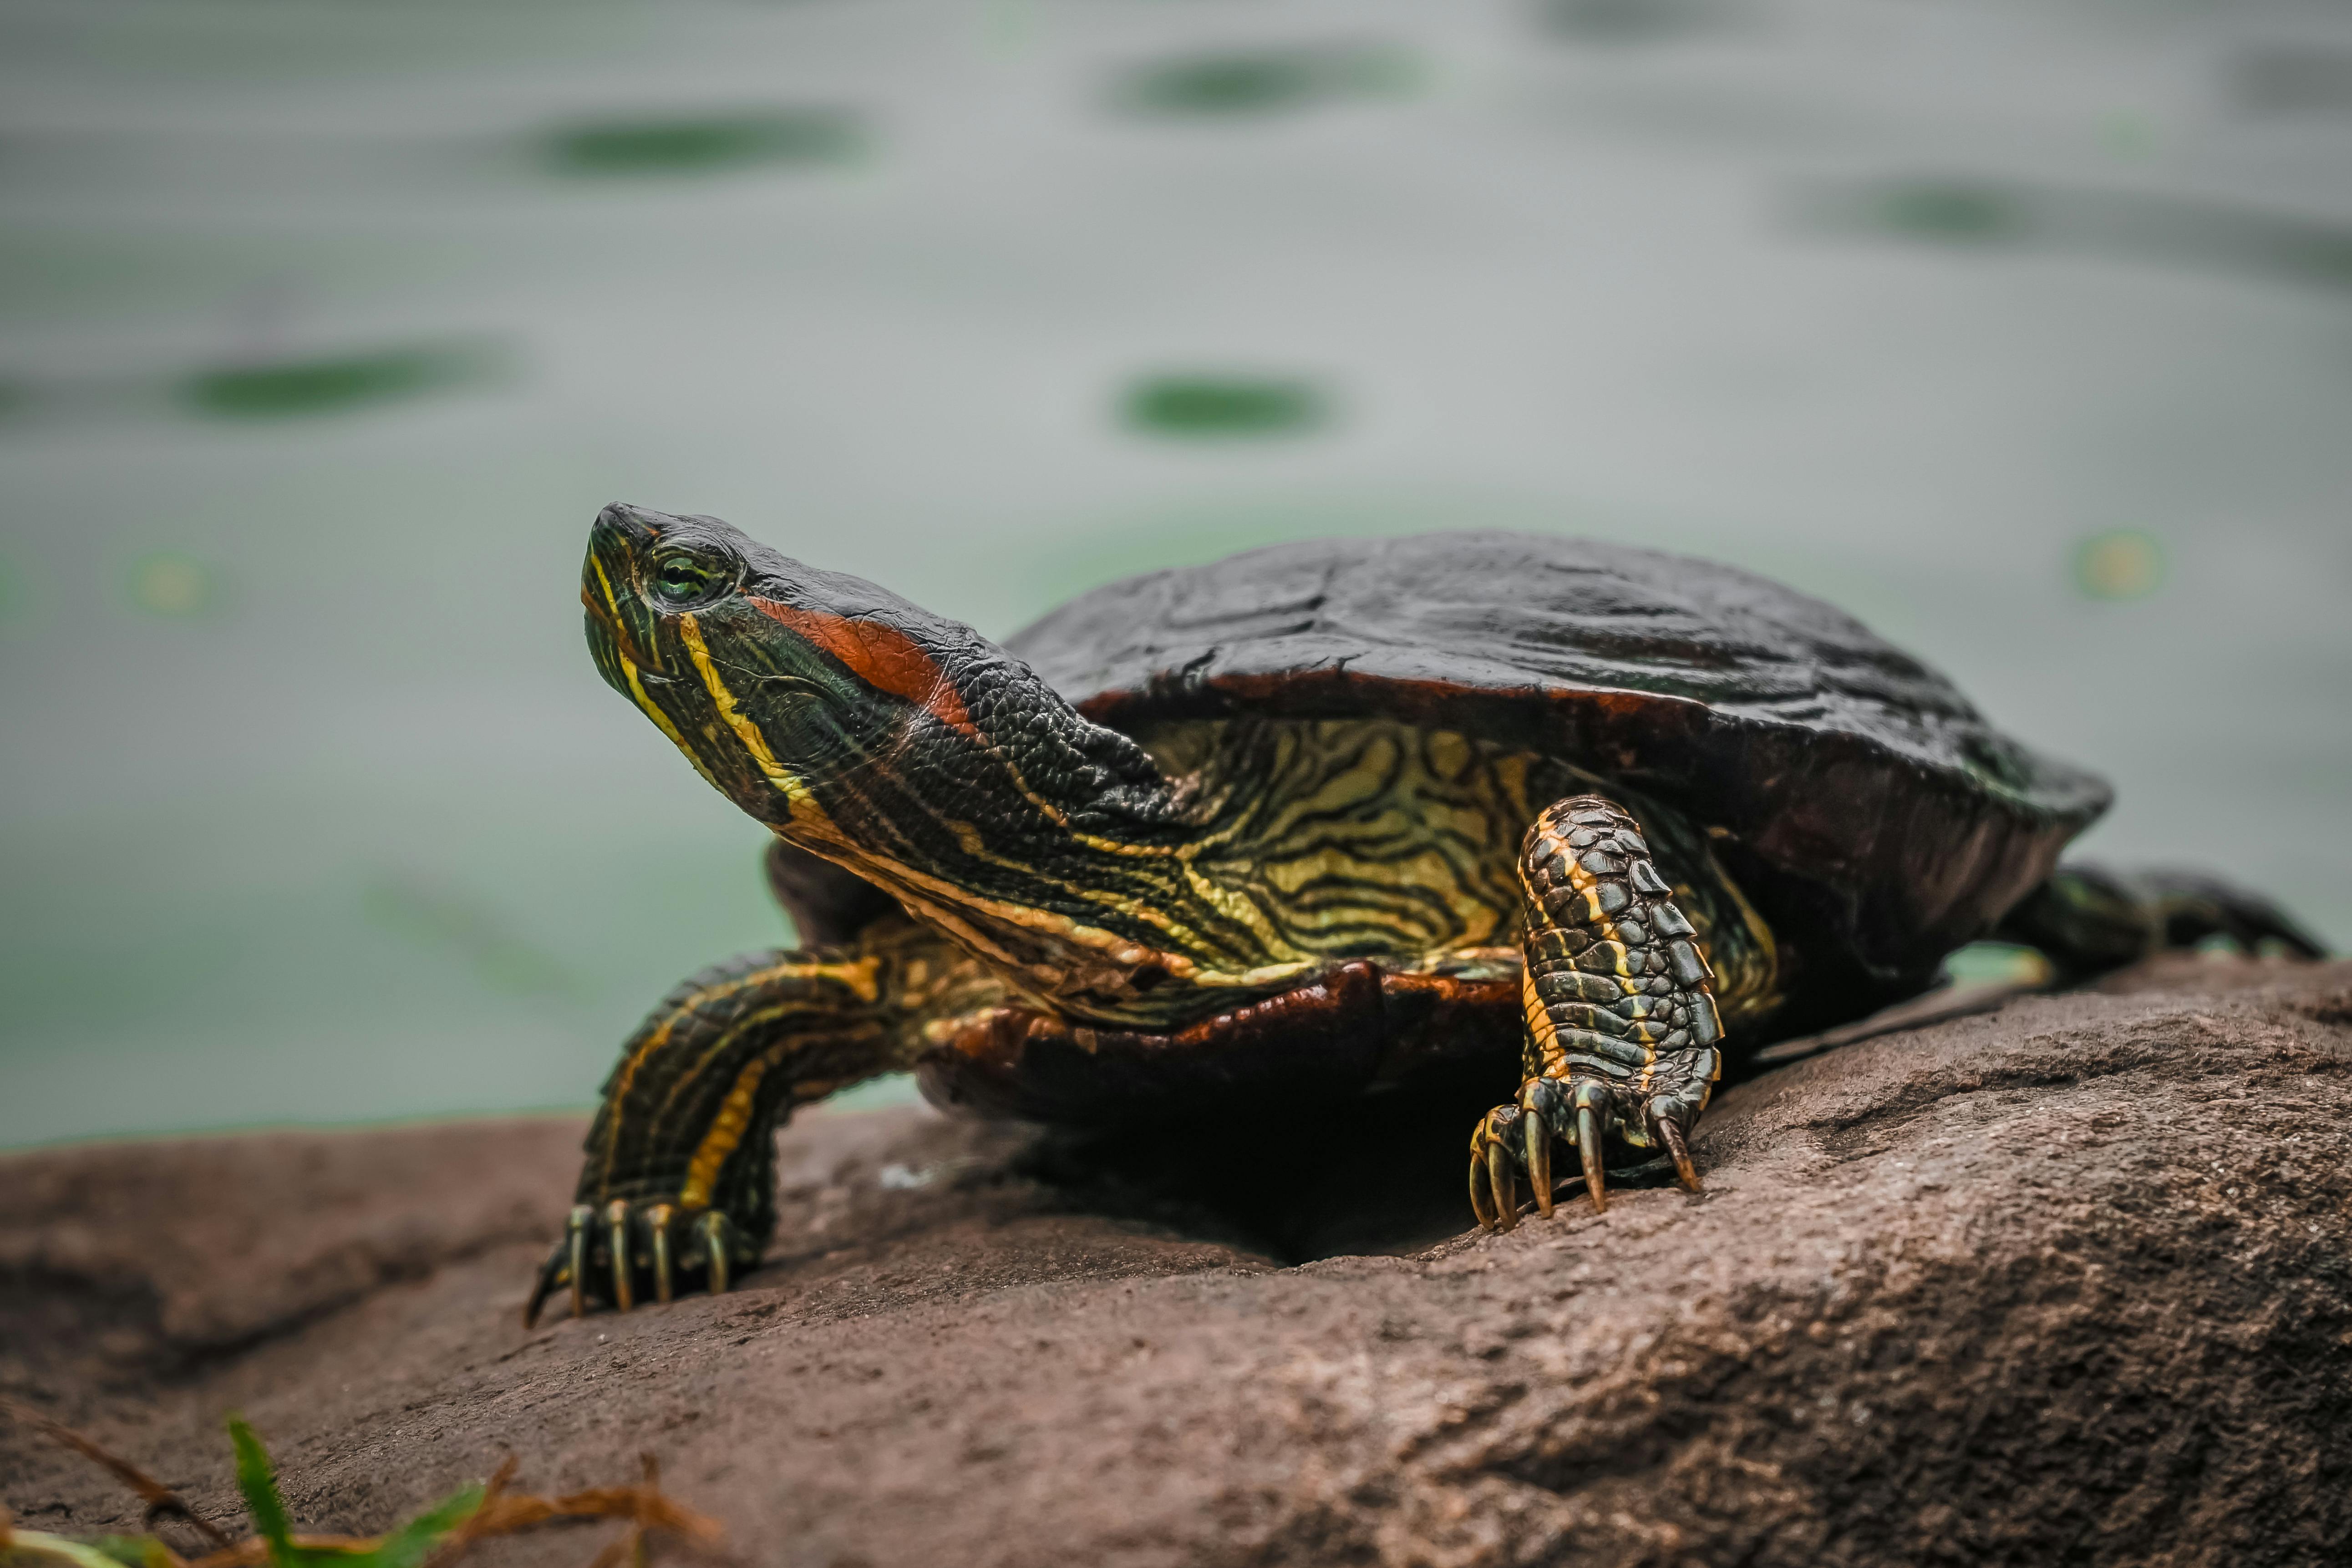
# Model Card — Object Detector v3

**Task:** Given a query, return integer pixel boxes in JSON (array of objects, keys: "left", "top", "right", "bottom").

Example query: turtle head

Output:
[
  {"left": 582, "top": 502, "right": 961, "bottom": 835},
  {"left": 584, "top": 503, "right": 1250, "bottom": 1020},
  {"left": 583, "top": 502, "right": 1170, "bottom": 864}
]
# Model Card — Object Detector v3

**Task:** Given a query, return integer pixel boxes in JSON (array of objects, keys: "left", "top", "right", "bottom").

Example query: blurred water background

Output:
[{"left": 3, "top": 0, "right": 2348, "bottom": 1148}]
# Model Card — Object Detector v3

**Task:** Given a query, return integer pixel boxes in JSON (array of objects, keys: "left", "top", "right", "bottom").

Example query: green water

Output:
[{"left": 3, "top": 0, "right": 2348, "bottom": 1149}]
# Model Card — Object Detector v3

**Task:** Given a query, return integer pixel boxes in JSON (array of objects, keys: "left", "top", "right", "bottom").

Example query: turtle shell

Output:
[{"left": 1002, "top": 531, "right": 2111, "bottom": 1022}]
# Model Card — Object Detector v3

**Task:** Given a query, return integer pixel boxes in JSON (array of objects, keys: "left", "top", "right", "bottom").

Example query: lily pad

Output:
[
  {"left": 180, "top": 342, "right": 495, "bottom": 419},
  {"left": 544, "top": 110, "right": 862, "bottom": 176},
  {"left": 1114, "top": 44, "right": 1418, "bottom": 117},
  {"left": 1812, "top": 177, "right": 2352, "bottom": 291},
  {"left": 124, "top": 551, "right": 220, "bottom": 619},
  {"left": 2072, "top": 529, "right": 2166, "bottom": 602},
  {"left": 1872, "top": 182, "right": 2027, "bottom": 243},
  {"left": 1123, "top": 376, "right": 1326, "bottom": 437}
]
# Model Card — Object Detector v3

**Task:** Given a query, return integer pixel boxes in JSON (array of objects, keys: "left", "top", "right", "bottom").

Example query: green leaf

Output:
[
  {"left": 345, "top": 1484, "right": 483, "bottom": 1568},
  {"left": 219, "top": 1417, "right": 483, "bottom": 1568},
  {"left": 225, "top": 1416, "right": 295, "bottom": 1565},
  {"left": 90, "top": 1538, "right": 177, "bottom": 1568},
  {"left": 1, "top": 1530, "right": 142, "bottom": 1568}
]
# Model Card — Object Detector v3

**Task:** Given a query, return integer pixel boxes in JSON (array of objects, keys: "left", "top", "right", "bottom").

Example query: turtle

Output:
[{"left": 528, "top": 504, "right": 2324, "bottom": 1322}]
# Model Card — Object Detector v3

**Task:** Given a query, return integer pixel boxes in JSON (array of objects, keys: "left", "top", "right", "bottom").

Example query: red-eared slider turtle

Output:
[{"left": 529, "top": 507, "right": 2323, "bottom": 1320}]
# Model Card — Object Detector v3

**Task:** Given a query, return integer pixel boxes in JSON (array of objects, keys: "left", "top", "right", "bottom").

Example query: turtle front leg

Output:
[
  {"left": 1470, "top": 795, "right": 1725, "bottom": 1228},
  {"left": 525, "top": 947, "right": 901, "bottom": 1324}
]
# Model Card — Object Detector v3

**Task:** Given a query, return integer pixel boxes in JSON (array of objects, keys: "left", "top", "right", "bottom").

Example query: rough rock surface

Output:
[{"left": 5, "top": 956, "right": 2350, "bottom": 1568}]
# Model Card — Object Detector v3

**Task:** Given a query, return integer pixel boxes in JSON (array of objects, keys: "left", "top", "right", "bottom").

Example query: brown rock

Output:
[{"left": 5, "top": 955, "right": 2349, "bottom": 1567}]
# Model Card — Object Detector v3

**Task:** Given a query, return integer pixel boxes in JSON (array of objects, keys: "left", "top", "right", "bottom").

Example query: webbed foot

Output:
[{"left": 523, "top": 1199, "right": 754, "bottom": 1326}]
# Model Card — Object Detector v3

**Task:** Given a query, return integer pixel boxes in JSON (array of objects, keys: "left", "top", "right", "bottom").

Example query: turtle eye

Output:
[{"left": 649, "top": 552, "right": 725, "bottom": 607}]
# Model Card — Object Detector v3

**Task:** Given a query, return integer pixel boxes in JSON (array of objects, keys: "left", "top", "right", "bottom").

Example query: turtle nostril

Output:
[{"left": 592, "top": 502, "right": 665, "bottom": 548}]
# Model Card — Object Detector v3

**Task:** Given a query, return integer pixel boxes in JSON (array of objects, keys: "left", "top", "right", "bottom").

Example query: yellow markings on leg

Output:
[
  {"left": 654, "top": 1002, "right": 797, "bottom": 1132},
  {"left": 650, "top": 961, "right": 884, "bottom": 1128},
  {"left": 1521, "top": 812, "right": 1671, "bottom": 1092},
  {"left": 601, "top": 956, "right": 880, "bottom": 1183},
  {"left": 678, "top": 1050, "right": 860, "bottom": 1211},
  {"left": 679, "top": 1052, "right": 772, "bottom": 1209},
  {"left": 1522, "top": 964, "right": 1563, "bottom": 1077}
]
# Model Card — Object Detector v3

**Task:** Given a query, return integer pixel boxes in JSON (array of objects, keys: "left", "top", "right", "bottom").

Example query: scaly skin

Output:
[
  {"left": 540, "top": 502, "right": 2319, "bottom": 1319},
  {"left": 1996, "top": 864, "right": 2326, "bottom": 981},
  {"left": 525, "top": 947, "right": 895, "bottom": 1323},
  {"left": 1468, "top": 797, "right": 1724, "bottom": 1228},
  {"left": 540, "top": 503, "right": 1771, "bottom": 1319}
]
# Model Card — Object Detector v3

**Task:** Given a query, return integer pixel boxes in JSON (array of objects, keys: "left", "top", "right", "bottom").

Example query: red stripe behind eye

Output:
[{"left": 748, "top": 597, "right": 977, "bottom": 735}]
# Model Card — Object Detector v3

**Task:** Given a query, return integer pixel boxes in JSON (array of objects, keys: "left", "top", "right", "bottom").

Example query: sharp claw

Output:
[
  {"left": 646, "top": 1204, "right": 676, "bottom": 1305},
  {"left": 1468, "top": 1151, "right": 1496, "bottom": 1228},
  {"left": 525, "top": 1212, "right": 586, "bottom": 1329},
  {"left": 1486, "top": 1142, "right": 1517, "bottom": 1231},
  {"left": 567, "top": 1203, "right": 592, "bottom": 1323},
  {"left": 1576, "top": 1102, "right": 1607, "bottom": 1215},
  {"left": 523, "top": 1244, "right": 562, "bottom": 1330},
  {"left": 700, "top": 1210, "right": 734, "bottom": 1294},
  {"left": 1656, "top": 1115, "right": 1702, "bottom": 1192},
  {"left": 1524, "top": 1111, "right": 1554, "bottom": 1218},
  {"left": 605, "top": 1199, "right": 635, "bottom": 1312}
]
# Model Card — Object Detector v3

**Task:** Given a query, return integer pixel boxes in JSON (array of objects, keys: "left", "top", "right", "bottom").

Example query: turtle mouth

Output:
[
  {"left": 579, "top": 578, "right": 666, "bottom": 678},
  {"left": 582, "top": 504, "right": 672, "bottom": 678}
]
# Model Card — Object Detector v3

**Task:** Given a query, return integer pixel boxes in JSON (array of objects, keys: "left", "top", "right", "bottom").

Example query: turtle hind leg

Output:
[
  {"left": 1997, "top": 864, "right": 2328, "bottom": 984},
  {"left": 525, "top": 945, "right": 904, "bottom": 1325},
  {"left": 1469, "top": 794, "right": 1724, "bottom": 1228},
  {"left": 2135, "top": 869, "right": 2327, "bottom": 959}
]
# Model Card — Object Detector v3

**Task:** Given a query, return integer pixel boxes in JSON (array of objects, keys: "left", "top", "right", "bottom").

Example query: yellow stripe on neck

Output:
[{"left": 676, "top": 611, "right": 830, "bottom": 832}]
